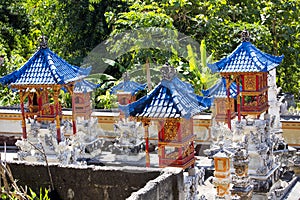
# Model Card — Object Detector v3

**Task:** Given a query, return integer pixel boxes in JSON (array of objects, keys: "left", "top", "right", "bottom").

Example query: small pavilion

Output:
[
  {"left": 202, "top": 77, "right": 240, "bottom": 122},
  {"left": 110, "top": 72, "right": 147, "bottom": 105},
  {"left": 208, "top": 29, "right": 284, "bottom": 129},
  {"left": 120, "top": 64, "right": 210, "bottom": 169},
  {"left": 73, "top": 80, "right": 99, "bottom": 120},
  {"left": 0, "top": 37, "right": 91, "bottom": 142}
]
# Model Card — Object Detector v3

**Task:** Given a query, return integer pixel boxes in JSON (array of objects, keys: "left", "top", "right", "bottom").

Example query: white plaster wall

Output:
[{"left": 0, "top": 120, "right": 22, "bottom": 134}]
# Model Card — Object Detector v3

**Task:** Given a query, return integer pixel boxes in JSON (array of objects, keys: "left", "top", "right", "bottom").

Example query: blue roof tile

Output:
[
  {"left": 208, "top": 41, "right": 284, "bottom": 73},
  {"left": 119, "top": 76, "right": 210, "bottom": 119},
  {"left": 202, "top": 78, "right": 241, "bottom": 99},
  {"left": 0, "top": 48, "right": 91, "bottom": 86},
  {"left": 74, "top": 80, "right": 100, "bottom": 93},
  {"left": 110, "top": 80, "right": 147, "bottom": 95}
]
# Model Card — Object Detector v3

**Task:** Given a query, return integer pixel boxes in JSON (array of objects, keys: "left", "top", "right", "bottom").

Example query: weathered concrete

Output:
[
  {"left": 8, "top": 162, "right": 183, "bottom": 200},
  {"left": 127, "top": 167, "right": 184, "bottom": 200}
]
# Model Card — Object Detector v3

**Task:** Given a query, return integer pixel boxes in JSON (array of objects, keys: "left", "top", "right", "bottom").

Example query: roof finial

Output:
[
  {"left": 160, "top": 63, "right": 176, "bottom": 80},
  {"left": 122, "top": 71, "right": 130, "bottom": 81},
  {"left": 39, "top": 35, "right": 48, "bottom": 49},
  {"left": 241, "top": 28, "right": 250, "bottom": 42}
]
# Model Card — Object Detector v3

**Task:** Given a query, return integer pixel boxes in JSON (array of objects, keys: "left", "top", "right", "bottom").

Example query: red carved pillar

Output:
[
  {"left": 158, "top": 120, "right": 164, "bottom": 166},
  {"left": 143, "top": 119, "right": 150, "bottom": 167},
  {"left": 225, "top": 76, "right": 231, "bottom": 130},
  {"left": 71, "top": 89, "right": 77, "bottom": 135}
]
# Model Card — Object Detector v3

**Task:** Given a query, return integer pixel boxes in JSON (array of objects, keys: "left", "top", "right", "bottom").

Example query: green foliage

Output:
[
  {"left": 96, "top": 91, "right": 117, "bottom": 109},
  {"left": 59, "top": 90, "right": 71, "bottom": 108},
  {"left": 0, "top": 0, "right": 300, "bottom": 106},
  {"left": 86, "top": 73, "right": 117, "bottom": 109},
  {"left": 0, "top": 86, "right": 20, "bottom": 106},
  {"left": 0, "top": 0, "right": 34, "bottom": 76},
  {"left": 107, "top": 2, "right": 176, "bottom": 78},
  {"left": 183, "top": 40, "right": 219, "bottom": 94},
  {"left": 1, "top": 187, "right": 49, "bottom": 200},
  {"left": 27, "top": 187, "right": 50, "bottom": 200},
  {"left": 165, "top": 0, "right": 300, "bottom": 98}
]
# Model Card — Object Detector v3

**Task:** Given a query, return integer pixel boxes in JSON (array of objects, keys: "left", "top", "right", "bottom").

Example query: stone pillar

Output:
[
  {"left": 293, "top": 152, "right": 300, "bottom": 176},
  {"left": 213, "top": 151, "right": 230, "bottom": 199},
  {"left": 231, "top": 148, "right": 253, "bottom": 200},
  {"left": 267, "top": 68, "right": 281, "bottom": 130}
]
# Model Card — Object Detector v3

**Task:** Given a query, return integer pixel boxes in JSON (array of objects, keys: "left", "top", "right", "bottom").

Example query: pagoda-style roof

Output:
[
  {"left": 202, "top": 78, "right": 241, "bottom": 99},
  {"left": 208, "top": 41, "right": 284, "bottom": 73},
  {"left": 0, "top": 47, "right": 91, "bottom": 87},
  {"left": 74, "top": 80, "right": 100, "bottom": 93},
  {"left": 110, "top": 72, "right": 147, "bottom": 95},
  {"left": 120, "top": 65, "right": 210, "bottom": 119}
]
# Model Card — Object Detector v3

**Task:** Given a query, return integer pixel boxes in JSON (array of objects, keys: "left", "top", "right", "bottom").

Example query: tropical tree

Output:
[{"left": 1, "top": 0, "right": 300, "bottom": 106}]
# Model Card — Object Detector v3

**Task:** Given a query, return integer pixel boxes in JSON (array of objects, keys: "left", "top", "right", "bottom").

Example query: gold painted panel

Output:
[{"left": 244, "top": 75, "right": 256, "bottom": 91}]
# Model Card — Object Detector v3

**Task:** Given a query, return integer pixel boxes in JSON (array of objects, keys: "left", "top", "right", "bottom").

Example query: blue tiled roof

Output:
[
  {"left": 0, "top": 48, "right": 91, "bottom": 86},
  {"left": 119, "top": 76, "right": 210, "bottom": 119},
  {"left": 208, "top": 42, "right": 284, "bottom": 73},
  {"left": 110, "top": 80, "right": 147, "bottom": 95},
  {"left": 74, "top": 80, "right": 100, "bottom": 93},
  {"left": 202, "top": 78, "right": 241, "bottom": 99}
]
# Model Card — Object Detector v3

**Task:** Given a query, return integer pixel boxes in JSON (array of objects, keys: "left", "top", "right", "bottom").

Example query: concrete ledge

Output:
[
  {"left": 127, "top": 167, "right": 184, "bottom": 200},
  {"left": 8, "top": 162, "right": 162, "bottom": 200}
]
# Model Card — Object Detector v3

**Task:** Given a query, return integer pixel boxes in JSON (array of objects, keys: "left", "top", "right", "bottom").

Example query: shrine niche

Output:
[
  {"left": 208, "top": 29, "right": 284, "bottom": 128},
  {"left": 157, "top": 118, "right": 195, "bottom": 168},
  {"left": 241, "top": 72, "right": 268, "bottom": 117},
  {"left": 72, "top": 80, "right": 99, "bottom": 120},
  {"left": 0, "top": 36, "right": 91, "bottom": 142},
  {"left": 213, "top": 152, "right": 231, "bottom": 199},
  {"left": 110, "top": 72, "right": 147, "bottom": 105},
  {"left": 231, "top": 148, "right": 253, "bottom": 200},
  {"left": 202, "top": 78, "right": 240, "bottom": 122},
  {"left": 120, "top": 64, "right": 210, "bottom": 169}
]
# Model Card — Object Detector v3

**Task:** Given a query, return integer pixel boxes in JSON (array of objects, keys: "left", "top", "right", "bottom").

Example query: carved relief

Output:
[
  {"left": 181, "top": 119, "right": 193, "bottom": 139},
  {"left": 164, "top": 119, "right": 178, "bottom": 141},
  {"left": 166, "top": 151, "right": 179, "bottom": 160},
  {"left": 244, "top": 75, "right": 256, "bottom": 91},
  {"left": 183, "top": 143, "right": 194, "bottom": 159}
]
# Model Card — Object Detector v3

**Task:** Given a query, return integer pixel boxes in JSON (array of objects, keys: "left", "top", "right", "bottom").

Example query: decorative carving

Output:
[
  {"left": 166, "top": 151, "right": 179, "bottom": 160},
  {"left": 183, "top": 143, "right": 194, "bottom": 159},
  {"left": 39, "top": 35, "right": 48, "bottom": 49},
  {"left": 160, "top": 63, "right": 176, "bottom": 80},
  {"left": 244, "top": 75, "right": 256, "bottom": 91},
  {"left": 122, "top": 71, "right": 130, "bottom": 81},
  {"left": 241, "top": 28, "right": 250, "bottom": 42},
  {"left": 164, "top": 119, "right": 178, "bottom": 141},
  {"left": 258, "top": 95, "right": 267, "bottom": 105}
]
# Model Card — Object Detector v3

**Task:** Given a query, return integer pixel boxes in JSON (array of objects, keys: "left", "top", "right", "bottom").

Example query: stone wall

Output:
[
  {"left": 8, "top": 162, "right": 183, "bottom": 200},
  {"left": 127, "top": 167, "right": 184, "bottom": 200}
]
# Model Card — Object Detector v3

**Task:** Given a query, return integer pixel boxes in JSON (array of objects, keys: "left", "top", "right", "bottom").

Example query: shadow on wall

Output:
[{"left": 8, "top": 162, "right": 184, "bottom": 200}]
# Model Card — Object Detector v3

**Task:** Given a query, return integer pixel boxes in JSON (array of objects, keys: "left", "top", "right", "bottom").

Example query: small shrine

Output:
[
  {"left": 110, "top": 72, "right": 147, "bottom": 105},
  {"left": 73, "top": 79, "right": 99, "bottom": 120},
  {"left": 120, "top": 64, "right": 210, "bottom": 169},
  {"left": 231, "top": 147, "right": 253, "bottom": 199},
  {"left": 213, "top": 151, "right": 231, "bottom": 199},
  {"left": 0, "top": 36, "right": 91, "bottom": 142},
  {"left": 202, "top": 77, "right": 240, "bottom": 122},
  {"left": 203, "top": 30, "right": 294, "bottom": 200},
  {"left": 208, "top": 29, "right": 284, "bottom": 129}
]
